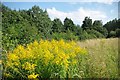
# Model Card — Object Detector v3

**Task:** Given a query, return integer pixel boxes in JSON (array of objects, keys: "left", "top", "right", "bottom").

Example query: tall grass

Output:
[
  {"left": 77, "top": 38, "right": 119, "bottom": 78},
  {"left": 2, "top": 38, "right": 119, "bottom": 79}
]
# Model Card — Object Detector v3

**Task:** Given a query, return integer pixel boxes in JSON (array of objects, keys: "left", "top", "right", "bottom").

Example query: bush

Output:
[
  {"left": 3, "top": 39, "right": 87, "bottom": 79},
  {"left": 86, "top": 29, "right": 105, "bottom": 38},
  {"left": 52, "top": 32, "right": 78, "bottom": 41},
  {"left": 79, "top": 30, "right": 98, "bottom": 40},
  {"left": 79, "top": 30, "right": 89, "bottom": 40},
  {"left": 2, "top": 23, "right": 40, "bottom": 51},
  {"left": 115, "top": 29, "right": 120, "bottom": 37},
  {"left": 109, "top": 31, "right": 116, "bottom": 37}
]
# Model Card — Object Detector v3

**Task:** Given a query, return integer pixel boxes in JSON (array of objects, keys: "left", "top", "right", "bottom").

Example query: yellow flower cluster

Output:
[
  {"left": 28, "top": 73, "right": 39, "bottom": 79},
  {"left": 22, "top": 62, "right": 36, "bottom": 71},
  {"left": 0, "top": 60, "right": 2, "bottom": 64},
  {"left": 5, "top": 39, "right": 87, "bottom": 78}
]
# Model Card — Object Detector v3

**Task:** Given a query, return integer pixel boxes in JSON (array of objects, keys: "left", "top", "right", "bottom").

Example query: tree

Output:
[
  {"left": 93, "top": 20, "right": 102, "bottom": 27},
  {"left": 29, "top": 6, "right": 52, "bottom": 39},
  {"left": 74, "top": 25, "right": 82, "bottom": 36},
  {"left": 2, "top": 4, "right": 53, "bottom": 50},
  {"left": 52, "top": 18, "right": 64, "bottom": 33},
  {"left": 64, "top": 17, "right": 76, "bottom": 32},
  {"left": 81, "top": 17, "right": 92, "bottom": 30},
  {"left": 115, "top": 29, "right": 120, "bottom": 37},
  {"left": 109, "top": 31, "right": 116, "bottom": 37},
  {"left": 86, "top": 29, "right": 105, "bottom": 38},
  {"left": 93, "top": 20, "right": 108, "bottom": 37},
  {"left": 103, "top": 18, "right": 120, "bottom": 37}
]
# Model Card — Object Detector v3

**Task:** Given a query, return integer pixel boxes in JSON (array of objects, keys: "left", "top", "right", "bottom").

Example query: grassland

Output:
[
  {"left": 77, "top": 38, "right": 119, "bottom": 78},
  {"left": 2, "top": 38, "right": 119, "bottom": 79}
]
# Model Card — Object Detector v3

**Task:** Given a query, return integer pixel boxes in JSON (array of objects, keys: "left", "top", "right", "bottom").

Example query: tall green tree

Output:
[
  {"left": 2, "top": 4, "right": 55, "bottom": 50},
  {"left": 81, "top": 17, "right": 92, "bottom": 30},
  {"left": 93, "top": 20, "right": 108, "bottom": 37},
  {"left": 103, "top": 18, "right": 120, "bottom": 37},
  {"left": 116, "top": 29, "right": 120, "bottom": 37},
  {"left": 52, "top": 18, "right": 64, "bottom": 33},
  {"left": 27, "top": 5, "right": 52, "bottom": 39},
  {"left": 64, "top": 17, "right": 76, "bottom": 32}
]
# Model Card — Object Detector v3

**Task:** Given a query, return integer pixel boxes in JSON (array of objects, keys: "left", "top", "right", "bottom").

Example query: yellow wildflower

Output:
[
  {"left": 7, "top": 53, "right": 19, "bottom": 61},
  {"left": 14, "top": 62, "right": 19, "bottom": 66},
  {"left": 28, "top": 73, "right": 39, "bottom": 79},
  {"left": 22, "top": 62, "right": 36, "bottom": 71},
  {"left": 71, "top": 59, "right": 77, "bottom": 64},
  {"left": 0, "top": 60, "right": 2, "bottom": 64},
  {"left": 33, "top": 40, "right": 39, "bottom": 46},
  {"left": 44, "top": 50, "right": 54, "bottom": 65},
  {"left": 5, "top": 39, "right": 87, "bottom": 79}
]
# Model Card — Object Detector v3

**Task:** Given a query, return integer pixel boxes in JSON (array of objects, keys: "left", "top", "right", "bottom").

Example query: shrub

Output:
[
  {"left": 79, "top": 30, "right": 97, "bottom": 40},
  {"left": 86, "top": 29, "right": 105, "bottom": 38},
  {"left": 109, "top": 31, "right": 116, "bottom": 37},
  {"left": 3, "top": 39, "right": 87, "bottom": 79},
  {"left": 52, "top": 32, "right": 78, "bottom": 41},
  {"left": 115, "top": 29, "right": 120, "bottom": 37}
]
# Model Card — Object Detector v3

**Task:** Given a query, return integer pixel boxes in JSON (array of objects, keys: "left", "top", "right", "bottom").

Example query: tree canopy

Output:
[{"left": 2, "top": 4, "right": 120, "bottom": 51}]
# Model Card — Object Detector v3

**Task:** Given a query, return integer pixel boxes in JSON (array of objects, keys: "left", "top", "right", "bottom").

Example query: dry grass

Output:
[{"left": 77, "top": 38, "right": 119, "bottom": 78}]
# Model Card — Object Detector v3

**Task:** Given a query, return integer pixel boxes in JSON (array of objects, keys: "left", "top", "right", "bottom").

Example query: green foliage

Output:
[
  {"left": 103, "top": 18, "right": 120, "bottom": 37},
  {"left": 115, "top": 28, "right": 120, "bottom": 37},
  {"left": 80, "top": 17, "right": 108, "bottom": 39},
  {"left": 74, "top": 25, "right": 82, "bottom": 35},
  {"left": 2, "top": 4, "right": 119, "bottom": 51},
  {"left": 52, "top": 18, "right": 64, "bottom": 33},
  {"left": 52, "top": 31, "right": 78, "bottom": 41},
  {"left": 26, "top": 5, "right": 52, "bottom": 39},
  {"left": 1, "top": 3, "right": 120, "bottom": 79},
  {"left": 93, "top": 20, "right": 108, "bottom": 37},
  {"left": 81, "top": 17, "right": 92, "bottom": 30},
  {"left": 2, "top": 5, "right": 52, "bottom": 51},
  {"left": 64, "top": 17, "right": 76, "bottom": 32},
  {"left": 86, "top": 29, "right": 105, "bottom": 38},
  {"left": 79, "top": 29, "right": 105, "bottom": 40},
  {"left": 109, "top": 31, "right": 116, "bottom": 37},
  {"left": 3, "top": 40, "right": 87, "bottom": 79}
]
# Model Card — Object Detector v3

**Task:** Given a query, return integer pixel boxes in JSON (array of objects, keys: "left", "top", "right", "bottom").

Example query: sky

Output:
[{"left": 2, "top": 1, "right": 118, "bottom": 25}]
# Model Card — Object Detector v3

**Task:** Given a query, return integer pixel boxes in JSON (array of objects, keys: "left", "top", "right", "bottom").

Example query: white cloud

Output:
[
  {"left": 68, "top": 0, "right": 116, "bottom": 5},
  {"left": 2, "top": 0, "right": 119, "bottom": 4},
  {"left": 2, "top": 0, "right": 119, "bottom": 3},
  {"left": 81, "top": 0, "right": 116, "bottom": 4},
  {"left": 47, "top": 7, "right": 107, "bottom": 25}
]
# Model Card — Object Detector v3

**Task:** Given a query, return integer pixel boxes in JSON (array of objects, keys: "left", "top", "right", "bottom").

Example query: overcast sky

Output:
[{"left": 3, "top": 1, "right": 118, "bottom": 25}]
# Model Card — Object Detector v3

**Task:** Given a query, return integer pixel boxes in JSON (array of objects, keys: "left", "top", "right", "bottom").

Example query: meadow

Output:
[
  {"left": 77, "top": 38, "right": 119, "bottom": 78},
  {"left": 2, "top": 3, "right": 120, "bottom": 79},
  {"left": 2, "top": 38, "right": 119, "bottom": 79}
]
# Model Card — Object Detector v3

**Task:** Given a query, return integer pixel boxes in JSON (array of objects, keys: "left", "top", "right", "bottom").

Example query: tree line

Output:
[{"left": 1, "top": 4, "right": 120, "bottom": 51}]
